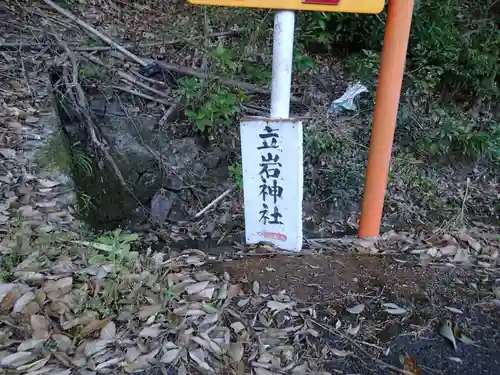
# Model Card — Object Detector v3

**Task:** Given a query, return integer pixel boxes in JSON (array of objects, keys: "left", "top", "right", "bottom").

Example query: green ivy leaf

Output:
[{"left": 88, "top": 255, "right": 107, "bottom": 265}]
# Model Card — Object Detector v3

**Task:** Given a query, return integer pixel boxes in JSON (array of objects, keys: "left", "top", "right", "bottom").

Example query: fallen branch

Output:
[
  {"left": 194, "top": 187, "right": 235, "bottom": 219},
  {"left": 43, "top": 0, "right": 148, "bottom": 67},
  {"left": 310, "top": 319, "right": 411, "bottom": 375},
  {"left": 82, "top": 52, "right": 177, "bottom": 105},
  {"left": 130, "top": 70, "right": 171, "bottom": 88},
  {"left": 51, "top": 30, "right": 128, "bottom": 191},
  {"left": 43, "top": 0, "right": 302, "bottom": 104},
  {"left": 0, "top": 30, "right": 244, "bottom": 52},
  {"left": 143, "top": 59, "right": 302, "bottom": 103},
  {"left": 118, "top": 71, "right": 172, "bottom": 99},
  {"left": 112, "top": 86, "right": 174, "bottom": 106},
  {"left": 158, "top": 104, "right": 180, "bottom": 127}
]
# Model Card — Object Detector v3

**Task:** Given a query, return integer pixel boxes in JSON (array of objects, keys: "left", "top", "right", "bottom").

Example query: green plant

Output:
[
  {"left": 75, "top": 191, "right": 94, "bottom": 217},
  {"left": 304, "top": 131, "right": 341, "bottom": 161},
  {"left": 347, "top": 50, "right": 381, "bottom": 81},
  {"left": 39, "top": 133, "right": 93, "bottom": 177},
  {"left": 228, "top": 162, "right": 243, "bottom": 189},
  {"left": 76, "top": 229, "right": 139, "bottom": 268},
  {"left": 419, "top": 112, "right": 500, "bottom": 161},
  {"left": 297, "top": 11, "right": 384, "bottom": 52},
  {"left": 210, "top": 45, "right": 235, "bottom": 72},
  {"left": 242, "top": 63, "right": 272, "bottom": 85},
  {"left": 178, "top": 77, "right": 202, "bottom": 101},
  {"left": 293, "top": 44, "right": 315, "bottom": 73},
  {"left": 71, "top": 149, "right": 93, "bottom": 177},
  {"left": 79, "top": 64, "right": 107, "bottom": 82},
  {"left": 302, "top": 1, "right": 500, "bottom": 101},
  {"left": 186, "top": 87, "right": 241, "bottom": 132}
]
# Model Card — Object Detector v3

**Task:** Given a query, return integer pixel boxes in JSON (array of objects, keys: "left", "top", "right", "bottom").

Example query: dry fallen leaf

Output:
[
  {"left": 267, "top": 300, "right": 295, "bottom": 313},
  {"left": 17, "top": 354, "right": 50, "bottom": 372},
  {"left": 138, "top": 304, "right": 162, "bottom": 319},
  {"left": 100, "top": 321, "right": 116, "bottom": 339},
  {"left": 291, "top": 363, "right": 308, "bottom": 374},
  {"left": 61, "top": 310, "right": 98, "bottom": 330},
  {"left": 440, "top": 245, "right": 458, "bottom": 256},
  {"left": 440, "top": 320, "right": 457, "bottom": 350},
  {"left": 52, "top": 334, "right": 72, "bottom": 353},
  {"left": 346, "top": 303, "right": 365, "bottom": 314},
  {"left": 24, "top": 116, "right": 40, "bottom": 125},
  {"left": 79, "top": 318, "right": 112, "bottom": 338},
  {"left": 0, "top": 352, "right": 34, "bottom": 367},
  {"left": 253, "top": 280, "right": 260, "bottom": 295},
  {"left": 228, "top": 342, "right": 244, "bottom": 362},
  {"left": 331, "top": 348, "right": 352, "bottom": 357},
  {"left": 178, "top": 363, "right": 187, "bottom": 375},
  {"left": 237, "top": 298, "right": 250, "bottom": 307},
  {"left": 18, "top": 338, "right": 47, "bottom": 352},
  {"left": 492, "top": 286, "right": 500, "bottom": 299},
  {"left": 452, "top": 248, "right": 469, "bottom": 263},
  {"left": 160, "top": 348, "right": 181, "bottom": 364},
  {"left": 13, "top": 291, "right": 35, "bottom": 313},
  {"left": 230, "top": 321, "right": 245, "bottom": 333},
  {"left": 186, "top": 281, "right": 210, "bottom": 295},
  {"left": 346, "top": 323, "right": 361, "bottom": 336},
  {"left": 30, "top": 315, "right": 50, "bottom": 339},
  {"left": 44, "top": 277, "right": 73, "bottom": 299},
  {"left": 227, "top": 284, "right": 242, "bottom": 298},
  {"left": 459, "top": 232, "right": 481, "bottom": 252},
  {"left": 139, "top": 325, "right": 162, "bottom": 338},
  {"left": 444, "top": 306, "right": 463, "bottom": 315},
  {"left": 189, "top": 348, "right": 213, "bottom": 373},
  {"left": 457, "top": 333, "right": 475, "bottom": 345},
  {"left": 382, "top": 303, "right": 408, "bottom": 315},
  {"left": 84, "top": 339, "right": 113, "bottom": 357},
  {"left": 253, "top": 367, "right": 275, "bottom": 375}
]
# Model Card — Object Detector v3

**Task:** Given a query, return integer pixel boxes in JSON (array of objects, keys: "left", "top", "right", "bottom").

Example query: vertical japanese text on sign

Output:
[
  {"left": 240, "top": 119, "right": 303, "bottom": 252},
  {"left": 258, "top": 125, "right": 284, "bottom": 225}
]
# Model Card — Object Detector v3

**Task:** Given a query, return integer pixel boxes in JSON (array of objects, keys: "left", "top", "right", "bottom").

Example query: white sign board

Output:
[{"left": 240, "top": 117, "right": 303, "bottom": 252}]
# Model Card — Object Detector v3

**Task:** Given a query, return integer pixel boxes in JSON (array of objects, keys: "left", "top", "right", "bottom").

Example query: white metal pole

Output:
[{"left": 270, "top": 10, "right": 295, "bottom": 119}]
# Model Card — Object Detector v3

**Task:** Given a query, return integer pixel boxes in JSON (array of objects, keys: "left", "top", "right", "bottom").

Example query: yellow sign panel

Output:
[{"left": 188, "top": 0, "right": 384, "bottom": 14}]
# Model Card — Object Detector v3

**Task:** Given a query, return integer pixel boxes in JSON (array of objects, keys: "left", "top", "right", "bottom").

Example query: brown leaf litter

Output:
[{"left": 0, "top": 226, "right": 498, "bottom": 375}]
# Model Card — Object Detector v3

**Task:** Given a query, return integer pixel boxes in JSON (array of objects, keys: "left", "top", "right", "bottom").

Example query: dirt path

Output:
[{"left": 213, "top": 251, "right": 500, "bottom": 374}]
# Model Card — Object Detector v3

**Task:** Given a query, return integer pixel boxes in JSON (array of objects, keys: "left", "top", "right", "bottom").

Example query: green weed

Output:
[
  {"left": 419, "top": 110, "right": 500, "bottom": 161},
  {"left": 228, "top": 162, "right": 243, "bottom": 189},
  {"left": 78, "top": 229, "right": 139, "bottom": 269},
  {"left": 293, "top": 44, "right": 315, "bottom": 73},
  {"left": 304, "top": 131, "right": 342, "bottom": 162},
  {"left": 184, "top": 85, "right": 241, "bottom": 132}
]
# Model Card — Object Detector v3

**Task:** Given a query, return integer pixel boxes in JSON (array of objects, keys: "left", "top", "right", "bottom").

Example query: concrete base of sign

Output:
[{"left": 240, "top": 117, "right": 303, "bottom": 252}]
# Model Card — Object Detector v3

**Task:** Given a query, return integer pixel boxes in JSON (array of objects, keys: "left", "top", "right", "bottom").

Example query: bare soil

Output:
[{"left": 213, "top": 252, "right": 500, "bottom": 374}]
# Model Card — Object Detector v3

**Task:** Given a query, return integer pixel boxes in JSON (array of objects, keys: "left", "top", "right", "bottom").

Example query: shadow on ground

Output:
[{"left": 213, "top": 253, "right": 500, "bottom": 374}]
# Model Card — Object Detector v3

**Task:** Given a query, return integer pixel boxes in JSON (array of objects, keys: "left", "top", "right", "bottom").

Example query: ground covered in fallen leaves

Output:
[
  {"left": 0, "top": 1, "right": 499, "bottom": 375},
  {"left": 0, "top": 228, "right": 499, "bottom": 375}
]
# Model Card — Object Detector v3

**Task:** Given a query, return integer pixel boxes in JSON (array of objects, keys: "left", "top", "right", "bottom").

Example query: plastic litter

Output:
[{"left": 328, "top": 82, "right": 368, "bottom": 114}]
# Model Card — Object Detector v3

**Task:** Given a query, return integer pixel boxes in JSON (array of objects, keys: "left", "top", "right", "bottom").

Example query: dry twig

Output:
[
  {"left": 51, "top": 31, "right": 128, "bottom": 190},
  {"left": 43, "top": 0, "right": 300, "bottom": 104},
  {"left": 43, "top": 0, "right": 148, "bottom": 66},
  {"left": 81, "top": 52, "right": 177, "bottom": 105},
  {"left": 144, "top": 59, "right": 302, "bottom": 103},
  {"left": 310, "top": 319, "right": 412, "bottom": 375},
  {"left": 111, "top": 86, "right": 174, "bottom": 106},
  {"left": 194, "top": 187, "right": 235, "bottom": 219}
]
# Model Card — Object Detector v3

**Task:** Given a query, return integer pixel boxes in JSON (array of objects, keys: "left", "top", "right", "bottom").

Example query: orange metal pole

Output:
[{"left": 359, "top": 0, "right": 414, "bottom": 238}]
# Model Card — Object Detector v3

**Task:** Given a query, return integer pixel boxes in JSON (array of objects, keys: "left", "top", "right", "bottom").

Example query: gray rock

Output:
[
  {"left": 50, "top": 67, "right": 230, "bottom": 229},
  {"left": 150, "top": 188, "right": 175, "bottom": 225}
]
